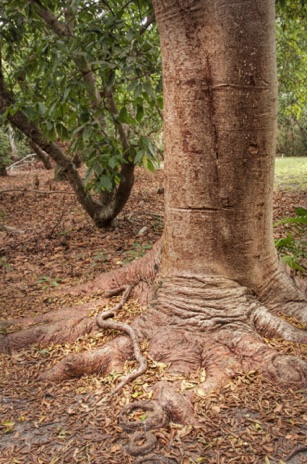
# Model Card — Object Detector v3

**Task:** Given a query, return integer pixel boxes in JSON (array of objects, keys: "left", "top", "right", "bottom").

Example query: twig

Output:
[
  {"left": 285, "top": 446, "right": 307, "bottom": 462},
  {"left": 96, "top": 285, "right": 147, "bottom": 393},
  {"left": 140, "top": 13, "right": 156, "bottom": 35}
]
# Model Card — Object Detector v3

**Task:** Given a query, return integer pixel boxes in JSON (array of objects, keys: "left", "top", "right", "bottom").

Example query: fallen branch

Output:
[
  {"left": 0, "top": 189, "right": 75, "bottom": 195},
  {"left": 7, "top": 154, "right": 36, "bottom": 170},
  {"left": 0, "top": 223, "right": 25, "bottom": 234},
  {"left": 96, "top": 285, "right": 147, "bottom": 393}
]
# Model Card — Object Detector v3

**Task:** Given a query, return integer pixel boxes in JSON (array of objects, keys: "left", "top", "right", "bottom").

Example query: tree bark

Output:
[
  {"left": 0, "top": 158, "right": 7, "bottom": 176},
  {"left": 150, "top": 0, "right": 306, "bottom": 317}
]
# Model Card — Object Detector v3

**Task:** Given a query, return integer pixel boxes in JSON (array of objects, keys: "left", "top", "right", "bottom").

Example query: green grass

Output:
[{"left": 274, "top": 157, "right": 307, "bottom": 190}]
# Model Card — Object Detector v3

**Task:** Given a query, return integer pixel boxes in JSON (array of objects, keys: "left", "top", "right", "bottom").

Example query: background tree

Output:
[
  {"left": 276, "top": 0, "right": 307, "bottom": 155},
  {"left": 0, "top": 0, "right": 162, "bottom": 226}
]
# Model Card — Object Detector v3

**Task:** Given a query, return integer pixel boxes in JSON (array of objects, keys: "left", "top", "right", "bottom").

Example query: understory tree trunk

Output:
[
  {"left": 0, "top": 77, "right": 134, "bottom": 227},
  {"left": 0, "top": 162, "right": 7, "bottom": 176},
  {"left": 0, "top": 0, "right": 306, "bottom": 440}
]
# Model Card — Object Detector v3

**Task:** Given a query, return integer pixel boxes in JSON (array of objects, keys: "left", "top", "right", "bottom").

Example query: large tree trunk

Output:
[
  {"left": 156, "top": 0, "right": 277, "bottom": 288},
  {"left": 151, "top": 0, "right": 306, "bottom": 315},
  {"left": 131, "top": 0, "right": 307, "bottom": 391}
]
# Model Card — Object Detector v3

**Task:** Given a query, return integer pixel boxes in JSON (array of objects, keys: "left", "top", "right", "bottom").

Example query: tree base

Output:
[{"left": 1, "top": 246, "right": 307, "bottom": 442}]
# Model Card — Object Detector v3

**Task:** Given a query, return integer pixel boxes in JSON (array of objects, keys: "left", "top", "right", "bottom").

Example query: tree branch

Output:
[
  {"left": 140, "top": 13, "right": 156, "bottom": 35},
  {"left": 29, "top": 0, "right": 106, "bottom": 129},
  {"left": 29, "top": 0, "right": 72, "bottom": 37}
]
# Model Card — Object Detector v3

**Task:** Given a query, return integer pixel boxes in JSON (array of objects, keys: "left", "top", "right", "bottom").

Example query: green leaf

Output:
[
  {"left": 294, "top": 207, "right": 307, "bottom": 217},
  {"left": 143, "top": 82, "right": 155, "bottom": 98},
  {"left": 93, "top": 160, "right": 103, "bottom": 176},
  {"left": 37, "top": 102, "right": 46, "bottom": 116},
  {"left": 99, "top": 174, "right": 113, "bottom": 191},
  {"left": 134, "top": 149, "right": 145, "bottom": 164},
  {"left": 71, "top": 0, "right": 80, "bottom": 14},
  {"left": 118, "top": 107, "right": 129, "bottom": 124},
  {"left": 107, "top": 70, "right": 116, "bottom": 89},
  {"left": 136, "top": 103, "right": 144, "bottom": 122},
  {"left": 118, "top": 107, "right": 135, "bottom": 124},
  {"left": 22, "top": 106, "right": 37, "bottom": 120},
  {"left": 134, "top": 83, "right": 142, "bottom": 98},
  {"left": 108, "top": 156, "right": 119, "bottom": 169}
]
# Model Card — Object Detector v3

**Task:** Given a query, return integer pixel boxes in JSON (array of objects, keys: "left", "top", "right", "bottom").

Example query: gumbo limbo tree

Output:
[{"left": 1, "top": 0, "right": 307, "bottom": 428}]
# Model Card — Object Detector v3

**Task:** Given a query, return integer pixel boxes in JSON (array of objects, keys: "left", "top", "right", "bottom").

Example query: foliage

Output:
[
  {"left": 274, "top": 157, "right": 307, "bottom": 190},
  {"left": 0, "top": 125, "right": 31, "bottom": 168},
  {"left": 0, "top": 0, "right": 162, "bottom": 193},
  {"left": 276, "top": 0, "right": 307, "bottom": 155},
  {"left": 0, "top": 127, "right": 11, "bottom": 167},
  {"left": 36, "top": 275, "right": 62, "bottom": 289},
  {"left": 277, "top": 110, "right": 307, "bottom": 156},
  {"left": 274, "top": 207, "right": 307, "bottom": 272}
]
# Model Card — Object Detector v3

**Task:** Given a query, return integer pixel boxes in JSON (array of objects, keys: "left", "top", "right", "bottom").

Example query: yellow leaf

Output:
[
  {"left": 195, "top": 388, "right": 207, "bottom": 398},
  {"left": 212, "top": 405, "right": 221, "bottom": 414}
]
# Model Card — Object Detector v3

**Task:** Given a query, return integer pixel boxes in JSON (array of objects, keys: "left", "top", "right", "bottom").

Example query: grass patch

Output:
[{"left": 275, "top": 157, "right": 307, "bottom": 190}]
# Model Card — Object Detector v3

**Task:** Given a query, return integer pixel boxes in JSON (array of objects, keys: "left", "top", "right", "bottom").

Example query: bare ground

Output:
[{"left": 0, "top": 164, "right": 306, "bottom": 464}]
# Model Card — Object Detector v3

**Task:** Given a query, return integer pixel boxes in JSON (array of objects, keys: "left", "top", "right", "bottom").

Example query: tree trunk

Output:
[
  {"left": 150, "top": 0, "right": 306, "bottom": 314},
  {"left": 0, "top": 162, "right": 7, "bottom": 176},
  {"left": 134, "top": 0, "right": 307, "bottom": 392},
  {"left": 8, "top": 124, "right": 18, "bottom": 161},
  {"left": 156, "top": 0, "right": 277, "bottom": 287}
]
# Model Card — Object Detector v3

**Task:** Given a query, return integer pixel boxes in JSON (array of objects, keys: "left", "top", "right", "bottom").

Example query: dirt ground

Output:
[{"left": 0, "top": 163, "right": 306, "bottom": 464}]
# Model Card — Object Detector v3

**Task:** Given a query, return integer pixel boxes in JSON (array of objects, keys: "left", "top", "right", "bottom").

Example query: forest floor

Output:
[{"left": 0, "top": 161, "right": 306, "bottom": 464}]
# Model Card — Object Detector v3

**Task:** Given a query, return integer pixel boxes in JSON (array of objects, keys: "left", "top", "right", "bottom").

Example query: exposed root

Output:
[
  {"left": 153, "top": 381, "right": 199, "bottom": 426},
  {"left": 40, "top": 285, "right": 147, "bottom": 389},
  {"left": 62, "top": 240, "right": 161, "bottom": 298},
  {"left": 252, "top": 306, "right": 307, "bottom": 343},
  {"left": 0, "top": 316, "right": 97, "bottom": 355},
  {"left": 258, "top": 266, "right": 307, "bottom": 323},
  {"left": 39, "top": 335, "right": 132, "bottom": 381},
  {"left": 0, "top": 298, "right": 108, "bottom": 331},
  {"left": 0, "top": 244, "right": 306, "bottom": 432}
]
